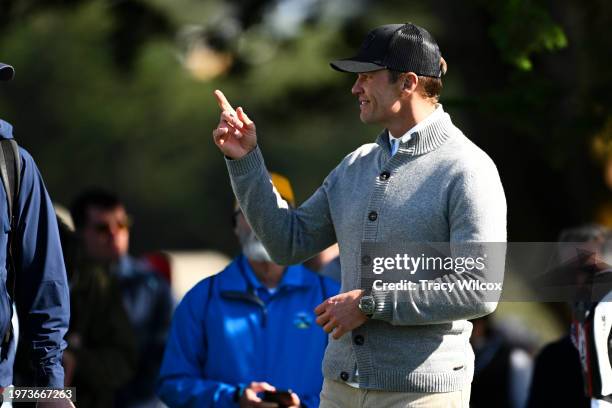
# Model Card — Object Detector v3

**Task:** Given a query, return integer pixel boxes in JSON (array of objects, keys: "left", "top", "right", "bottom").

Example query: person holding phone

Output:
[{"left": 157, "top": 173, "right": 340, "bottom": 408}]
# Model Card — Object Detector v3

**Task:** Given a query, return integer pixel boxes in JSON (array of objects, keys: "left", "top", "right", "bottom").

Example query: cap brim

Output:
[
  {"left": 330, "top": 59, "right": 385, "bottom": 73},
  {"left": 0, "top": 64, "right": 15, "bottom": 81}
]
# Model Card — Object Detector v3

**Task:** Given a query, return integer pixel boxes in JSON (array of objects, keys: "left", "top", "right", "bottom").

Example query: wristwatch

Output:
[{"left": 358, "top": 295, "right": 376, "bottom": 318}]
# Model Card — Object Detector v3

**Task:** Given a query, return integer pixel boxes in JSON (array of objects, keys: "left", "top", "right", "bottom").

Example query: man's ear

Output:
[
  {"left": 402, "top": 73, "right": 418, "bottom": 93},
  {"left": 403, "top": 77, "right": 411, "bottom": 90}
]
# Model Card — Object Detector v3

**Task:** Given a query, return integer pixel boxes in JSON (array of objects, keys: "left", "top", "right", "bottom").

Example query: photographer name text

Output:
[{"left": 372, "top": 279, "right": 502, "bottom": 292}]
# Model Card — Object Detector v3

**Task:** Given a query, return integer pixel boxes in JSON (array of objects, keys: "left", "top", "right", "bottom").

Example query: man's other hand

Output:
[
  {"left": 315, "top": 289, "right": 368, "bottom": 340},
  {"left": 212, "top": 90, "right": 257, "bottom": 159}
]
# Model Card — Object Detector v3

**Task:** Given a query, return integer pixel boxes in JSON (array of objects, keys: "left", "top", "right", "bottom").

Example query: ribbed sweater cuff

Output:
[
  {"left": 372, "top": 290, "right": 393, "bottom": 321},
  {"left": 226, "top": 145, "right": 264, "bottom": 176}
]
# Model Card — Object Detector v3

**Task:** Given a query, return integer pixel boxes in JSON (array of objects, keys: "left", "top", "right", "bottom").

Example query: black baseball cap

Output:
[
  {"left": 0, "top": 63, "right": 15, "bottom": 81},
  {"left": 330, "top": 23, "right": 444, "bottom": 77}
]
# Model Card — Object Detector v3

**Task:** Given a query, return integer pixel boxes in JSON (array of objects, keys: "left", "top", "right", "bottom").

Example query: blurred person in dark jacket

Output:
[
  {"left": 57, "top": 216, "right": 138, "bottom": 408},
  {"left": 70, "top": 189, "right": 173, "bottom": 408},
  {"left": 527, "top": 224, "right": 610, "bottom": 408},
  {"left": 470, "top": 315, "right": 533, "bottom": 408}
]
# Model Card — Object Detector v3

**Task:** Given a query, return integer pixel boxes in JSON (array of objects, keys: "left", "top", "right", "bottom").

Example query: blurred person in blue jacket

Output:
[
  {"left": 0, "top": 63, "right": 70, "bottom": 392},
  {"left": 70, "top": 189, "right": 173, "bottom": 408},
  {"left": 157, "top": 172, "right": 340, "bottom": 408}
]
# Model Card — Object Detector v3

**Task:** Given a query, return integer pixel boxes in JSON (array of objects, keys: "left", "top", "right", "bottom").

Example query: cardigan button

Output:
[
  {"left": 368, "top": 211, "right": 378, "bottom": 221},
  {"left": 361, "top": 255, "right": 371, "bottom": 266},
  {"left": 354, "top": 335, "right": 365, "bottom": 346},
  {"left": 340, "top": 371, "right": 350, "bottom": 381},
  {"left": 379, "top": 171, "right": 390, "bottom": 181}
]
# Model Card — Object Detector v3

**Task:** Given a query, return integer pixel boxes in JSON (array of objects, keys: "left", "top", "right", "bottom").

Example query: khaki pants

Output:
[{"left": 319, "top": 379, "right": 471, "bottom": 408}]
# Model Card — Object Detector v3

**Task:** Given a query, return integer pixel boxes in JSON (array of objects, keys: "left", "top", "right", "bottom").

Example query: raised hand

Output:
[{"left": 212, "top": 90, "right": 257, "bottom": 159}]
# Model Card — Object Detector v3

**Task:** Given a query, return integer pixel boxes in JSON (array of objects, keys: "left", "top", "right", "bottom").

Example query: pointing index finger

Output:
[{"left": 214, "top": 89, "right": 236, "bottom": 114}]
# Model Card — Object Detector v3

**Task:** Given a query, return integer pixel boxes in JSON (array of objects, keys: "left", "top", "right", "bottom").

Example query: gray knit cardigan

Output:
[{"left": 225, "top": 107, "right": 507, "bottom": 393}]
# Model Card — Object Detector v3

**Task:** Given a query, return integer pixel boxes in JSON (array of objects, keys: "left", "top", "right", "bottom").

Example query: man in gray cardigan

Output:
[{"left": 212, "top": 23, "right": 506, "bottom": 408}]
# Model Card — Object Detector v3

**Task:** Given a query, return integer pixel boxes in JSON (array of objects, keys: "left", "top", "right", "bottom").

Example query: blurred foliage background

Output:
[{"left": 0, "top": 0, "right": 610, "bottom": 258}]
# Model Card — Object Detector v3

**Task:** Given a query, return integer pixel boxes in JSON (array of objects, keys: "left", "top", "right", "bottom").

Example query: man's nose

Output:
[{"left": 351, "top": 77, "right": 363, "bottom": 95}]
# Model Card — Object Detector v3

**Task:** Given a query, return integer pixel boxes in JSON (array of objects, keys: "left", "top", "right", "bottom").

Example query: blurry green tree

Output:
[{"left": 0, "top": 0, "right": 609, "bottom": 255}]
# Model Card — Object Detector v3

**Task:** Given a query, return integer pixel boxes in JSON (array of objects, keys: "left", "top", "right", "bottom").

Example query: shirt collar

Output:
[
  {"left": 377, "top": 104, "right": 453, "bottom": 156},
  {"left": 240, "top": 255, "right": 265, "bottom": 290},
  {"left": 388, "top": 104, "right": 443, "bottom": 147}
]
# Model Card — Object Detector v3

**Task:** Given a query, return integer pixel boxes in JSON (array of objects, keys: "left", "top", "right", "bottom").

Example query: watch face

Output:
[{"left": 360, "top": 296, "right": 375, "bottom": 315}]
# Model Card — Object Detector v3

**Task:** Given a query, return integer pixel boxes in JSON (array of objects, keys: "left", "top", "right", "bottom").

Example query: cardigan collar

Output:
[{"left": 375, "top": 105, "right": 455, "bottom": 156}]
